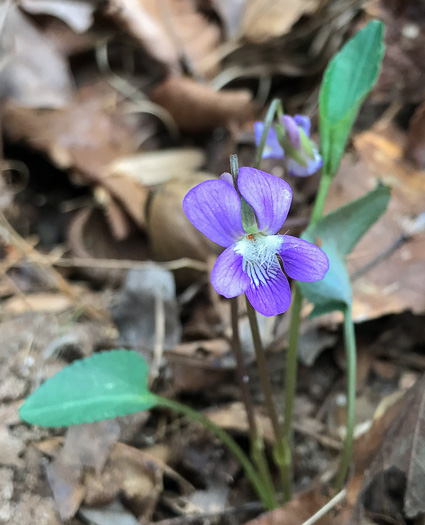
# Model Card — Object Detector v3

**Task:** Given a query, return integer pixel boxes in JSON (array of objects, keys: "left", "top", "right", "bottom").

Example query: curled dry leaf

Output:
[
  {"left": 243, "top": 489, "right": 331, "bottom": 525},
  {"left": 151, "top": 76, "right": 256, "bottom": 132},
  {"left": 147, "top": 174, "right": 220, "bottom": 274},
  {"left": 67, "top": 208, "right": 148, "bottom": 283}
]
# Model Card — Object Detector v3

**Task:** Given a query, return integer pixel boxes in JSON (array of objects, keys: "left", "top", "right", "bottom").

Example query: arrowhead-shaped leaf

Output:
[
  {"left": 320, "top": 20, "right": 385, "bottom": 177},
  {"left": 19, "top": 350, "right": 157, "bottom": 427},
  {"left": 299, "top": 184, "right": 391, "bottom": 317}
]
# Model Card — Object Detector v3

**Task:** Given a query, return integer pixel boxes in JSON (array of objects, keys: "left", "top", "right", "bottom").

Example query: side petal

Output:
[
  {"left": 211, "top": 246, "right": 250, "bottom": 298},
  {"left": 278, "top": 235, "right": 329, "bottom": 282},
  {"left": 287, "top": 148, "right": 323, "bottom": 177},
  {"left": 238, "top": 167, "right": 293, "bottom": 235},
  {"left": 183, "top": 179, "right": 245, "bottom": 247},
  {"left": 254, "top": 122, "right": 284, "bottom": 159},
  {"left": 293, "top": 115, "right": 311, "bottom": 137},
  {"left": 245, "top": 267, "right": 291, "bottom": 316}
]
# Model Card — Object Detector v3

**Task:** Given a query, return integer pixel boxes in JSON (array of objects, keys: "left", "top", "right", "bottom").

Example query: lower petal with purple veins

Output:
[
  {"left": 211, "top": 245, "right": 251, "bottom": 298},
  {"left": 244, "top": 260, "right": 292, "bottom": 316}
]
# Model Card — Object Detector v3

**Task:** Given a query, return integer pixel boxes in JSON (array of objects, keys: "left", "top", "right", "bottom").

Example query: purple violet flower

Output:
[
  {"left": 183, "top": 167, "right": 329, "bottom": 317},
  {"left": 254, "top": 114, "right": 323, "bottom": 177}
]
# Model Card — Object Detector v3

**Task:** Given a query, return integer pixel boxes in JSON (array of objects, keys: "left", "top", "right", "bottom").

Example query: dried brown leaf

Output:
[
  {"left": 244, "top": 489, "right": 330, "bottom": 525},
  {"left": 2, "top": 292, "right": 73, "bottom": 314},
  {"left": 151, "top": 76, "right": 256, "bottom": 132},
  {"left": 349, "top": 375, "right": 425, "bottom": 522},
  {"left": 46, "top": 421, "right": 120, "bottom": 520},
  {"left": 323, "top": 124, "right": 425, "bottom": 321},
  {"left": 206, "top": 402, "right": 274, "bottom": 443},
  {"left": 0, "top": 5, "right": 75, "bottom": 107},
  {"left": 84, "top": 442, "right": 166, "bottom": 521},
  {"left": 67, "top": 208, "right": 148, "bottom": 283},
  {"left": 107, "top": 148, "right": 205, "bottom": 186},
  {"left": 406, "top": 99, "right": 425, "bottom": 169},
  {"left": 105, "top": 0, "right": 221, "bottom": 75},
  {"left": 147, "top": 174, "right": 220, "bottom": 269},
  {"left": 20, "top": 0, "right": 96, "bottom": 33},
  {"left": 240, "top": 0, "right": 321, "bottom": 43}
]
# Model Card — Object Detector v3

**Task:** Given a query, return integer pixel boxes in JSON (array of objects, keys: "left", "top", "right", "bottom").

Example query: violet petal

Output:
[
  {"left": 238, "top": 167, "right": 292, "bottom": 235},
  {"left": 254, "top": 122, "right": 284, "bottom": 159},
  {"left": 245, "top": 268, "right": 291, "bottom": 316},
  {"left": 183, "top": 179, "right": 245, "bottom": 247},
  {"left": 278, "top": 235, "right": 329, "bottom": 282},
  {"left": 293, "top": 115, "right": 311, "bottom": 137},
  {"left": 287, "top": 148, "right": 323, "bottom": 177},
  {"left": 211, "top": 245, "right": 250, "bottom": 298}
]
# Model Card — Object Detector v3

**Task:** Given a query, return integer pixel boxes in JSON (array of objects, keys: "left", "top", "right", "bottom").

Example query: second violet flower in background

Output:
[
  {"left": 183, "top": 167, "right": 329, "bottom": 317},
  {"left": 254, "top": 114, "right": 323, "bottom": 177}
]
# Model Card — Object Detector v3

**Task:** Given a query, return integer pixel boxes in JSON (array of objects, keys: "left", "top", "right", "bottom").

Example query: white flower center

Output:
[{"left": 234, "top": 234, "right": 283, "bottom": 288}]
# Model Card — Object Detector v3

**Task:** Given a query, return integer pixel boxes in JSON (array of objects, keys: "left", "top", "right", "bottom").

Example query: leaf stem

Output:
[
  {"left": 231, "top": 299, "right": 277, "bottom": 508},
  {"left": 334, "top": 307, "right": 356, "bottom": 491},
  {"left": 253, "top": 99, "right": 282, "bottom": 169},
  {"left": 245, "top": 297, "right": 291, "bottom": 502},
  {"left": 154, "top": 394, "right": 271, "bottom": 508}
]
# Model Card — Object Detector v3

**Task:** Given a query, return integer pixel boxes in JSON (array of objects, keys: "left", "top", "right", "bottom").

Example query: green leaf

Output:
[
  {"left": 298, "top": 184, "right": 391, "bottom": 317},
  {"left": 319, "top": 20, "right": 385, "bottom": 177},
  {"left": 19, "top": 350, "right": 157, "bottom": 427}
]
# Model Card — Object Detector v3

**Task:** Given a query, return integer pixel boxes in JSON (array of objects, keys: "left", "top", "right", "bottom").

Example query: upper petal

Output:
[
  {"left": 183, "top": 179, "right": 245, "bottom": 247},
  {"left": 211, "top": 245, "right": 250, "bottom": 298},
  {"left": 278, "top": 235, "right": 329, "bottom": 282},
  {"left": 281, "top": 115, "right": 301, "bottom": 149},
  {"left": 254, "top": 122, "right": 284, "bottom": 159},
  {"left": 238, "top": 167, "right": 293, "bottom": 235},
  {"left": 245, "top": 264, "right": 291, "bottom": 316}
]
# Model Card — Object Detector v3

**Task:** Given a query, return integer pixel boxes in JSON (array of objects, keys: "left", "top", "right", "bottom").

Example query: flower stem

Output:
[
  {"left": 253, "top": 99, "right": 282, "bottom": 169},
  {"left": 154, "top": 394, "right": 271, "bottom": 508},
  {"left": 310, "top": 172, "right": 332, "bottom": 224},
  {"left": 231, "top": 299, "right": 277, "bottom": 508},
  {"left": 334, "top": 307, "right": 356, "bottom": 491},
  {"left": 281, "top": 283, "right": 303, "bottom": 499},
  {"left": 245, "top": 296, "right": 291, "bottom": 502}
]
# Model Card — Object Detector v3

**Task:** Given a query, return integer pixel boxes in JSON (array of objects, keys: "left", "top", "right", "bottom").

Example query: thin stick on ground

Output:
[{"left": 301, "top": 489, "right": 346, "bottom": 525}]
